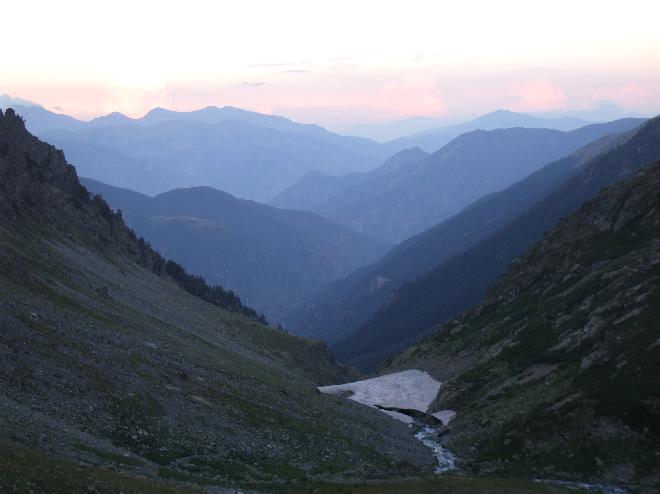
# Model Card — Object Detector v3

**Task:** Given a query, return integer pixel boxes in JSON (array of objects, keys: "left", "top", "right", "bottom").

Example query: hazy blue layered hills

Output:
[
  {"left": 2, "top": 103, "right": 608, "bottom": 207},
  {"left": 346, "top": 115, "right": 450, "bottom": 142},
  {"left": 385, "top": 109, "right": 589, "bottom": 151},
  {"left": 5, "top": 104, "right": 391, "bottom": 202},
  {"left": 0, "top": 103, "right": 87, "bottom": 134},
  {"left": 282, "top": 122, "right": 641, "bottom": 345},
  {"left": 81, "top": 178, "right": 390, "bottom": 322},
  {"left": 0, "top": 94, "right": 39, "bottom": 109},
  {"left": 0, "top": 108, "right": 434, "bottom": 489},
  {"left": 269, "top": 169, "right": 367, "bottom": 211},
  {"left": 332, "top": 115, "right": 660, "bottom": 370},
  {"left": 346, "top": 109, "right": 590, "bottom": 143},
  {"left": 273, "top": 115, "right": 605, "bottom": 214},
  {"left": 386, "top": 158, "right": 660, "bottom": 487},
  {"left": 43, "top": 119, "right": 386, "bottom": 202},
  {"left": 304, "top": 119, "right": 644, "bottom": 244},
  {"left": 271, "top": 147, "right": 429, "bottom": 210}
]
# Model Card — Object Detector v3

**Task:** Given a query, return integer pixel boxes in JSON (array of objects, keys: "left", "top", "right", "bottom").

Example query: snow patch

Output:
[
  {"left": 432, "top": 410, "right": 456, "bottom": 426},
  {"left": 320, "top": 370, "right": 458, "bottom": 474},
  {"left": 318, "top": 370, "right": 441, "bottom": 417},
  {"left": 382, "top": 410, "right": 414, "bottom": 424}
]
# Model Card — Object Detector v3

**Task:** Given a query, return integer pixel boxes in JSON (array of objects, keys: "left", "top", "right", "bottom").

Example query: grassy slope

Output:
[
  {"left": 0, "top": 196, "right": 583, "bottom": 494},
  {"left": 386, "top": 162, "right": 660, "bottom": 489},
  {"left": 0, "top": 108, "right": 437, "bottom": 491},
  {"left": 0, "top": 443, "right": 583, "bottom": 494},
  {"left": 0, "top": 216, "right": 437, "bottom": 488}
]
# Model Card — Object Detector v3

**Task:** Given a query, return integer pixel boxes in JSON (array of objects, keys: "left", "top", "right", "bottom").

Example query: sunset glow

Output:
[{"left": 3, "top": 0, "right": 660, "bottom": 127}]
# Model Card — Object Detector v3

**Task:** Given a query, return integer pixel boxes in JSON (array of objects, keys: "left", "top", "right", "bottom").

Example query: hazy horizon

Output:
[{"left": 2, "top": 0, "right": 660, "bottom": 131}]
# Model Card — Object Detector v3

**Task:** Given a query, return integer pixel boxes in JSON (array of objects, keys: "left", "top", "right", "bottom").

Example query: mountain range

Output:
[
  {"left": 280, "top": 121, "right": 646, "bottom": 348},
  {"left": 344, "top": 109, "right": 592, "bottom": 143},
  {"left": 81, "top": 177, "right": 389, "bottom": 321},
  {"left": 281, "top": 122, "right": 640, "bottom": 345},
  {"left": 384, "top": 109, "right": 590, "bottom": 151},
  {"left": 276, "top": 120, "right": 643, "bottom": 243},
  {"left": 271, "top": 147, "right": 430, "bottom": 211},
  {"left": 331, "top": 115, "right": 660, "bottom": 370},
  {"left": 3, "top": 102, "right": 619, "bottom": 207},
  {"left": 5, "top": 104, "right": 392, "bottom": 202}
]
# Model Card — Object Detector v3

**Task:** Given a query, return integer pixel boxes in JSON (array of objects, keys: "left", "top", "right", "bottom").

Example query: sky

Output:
[{"left": 2, "top": 0, "right": 660, "bottom": 130}]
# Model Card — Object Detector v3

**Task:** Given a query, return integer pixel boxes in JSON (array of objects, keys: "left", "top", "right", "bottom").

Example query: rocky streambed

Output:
[{"left": 414, "top": 426, "right": 456, "bottom": 473}]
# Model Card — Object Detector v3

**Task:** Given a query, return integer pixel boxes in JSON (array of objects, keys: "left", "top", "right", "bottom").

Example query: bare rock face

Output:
[{"left": 0, "top": 106, "right": 129, "bottom": 249}]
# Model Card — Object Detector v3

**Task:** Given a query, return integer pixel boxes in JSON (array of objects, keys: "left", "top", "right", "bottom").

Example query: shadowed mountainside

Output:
[
  {"left": 0, "top": 108, "right": 435, "bottom": 489},
  {"left": 81, "top": 177, "right": 390, "bottom": 321},
  {"left": 312, "top": 120, "right": 643, "bottom": 243},
  {"left": 386, "top": 159, "right": 660, "bottom": 489},
  {"left": 284, "top": 119, "right": 644, "bottom": 348},
  {"left": 333, "top": 116, "right": 660, "bottom": 371},
  {"left": 271, "top": 147, "right": 429, "bottom": 211}
]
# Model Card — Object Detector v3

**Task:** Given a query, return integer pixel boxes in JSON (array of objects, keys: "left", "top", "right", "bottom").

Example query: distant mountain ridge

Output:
[
  {"left": 332, "top": 115, "right": 660, "bottom": 370},
  {"left": 384, "top": 109, "right": 590, "bottom": 151},
  {"left": 6, "top": 104, "right": 392, "bottom": 202},
  {"left": 310, "top": 119, "right": 644, "bottom": 243},
  {"left": 43, "top": 118, "right": 389, "bottom": 201},
  {"left": 271, "top": 147, "right": 429, "bottom": 210},
  {"left": 2, "top": 103, "right": 605, "bottom": 204},
  {"left": 282, "top": 120, "right": 643, "bottom": 345},
  {"left": 82, "top": 178, "right": 390, "bottom": 322}
]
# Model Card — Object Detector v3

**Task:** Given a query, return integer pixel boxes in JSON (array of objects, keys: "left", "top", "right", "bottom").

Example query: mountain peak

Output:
[
  {"left": 0, "top": 108, "right": 37, "bottom": 146},
  {"left": 88, "top": 111, "right": 134, "bottom": 127},
  {"left": 2, "top": 107, "right": 21, "bottom": 120},
  {"left": 144, "top": 106, "right": 169, "bottom": 116},
  {"left": 0, "top": 109, "right": 265, "bottom": 322},
  {"left": 486, "top": 108, "right": 515, "bottom": 115},
  {"left": 0, "top": 94, "right": 40, "bottom": 109}
]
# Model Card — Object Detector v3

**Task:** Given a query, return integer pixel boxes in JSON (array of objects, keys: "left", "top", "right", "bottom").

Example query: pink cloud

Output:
[
  {"left": 509, "top": 79, "right": 567, "bottom": 112},
  {"left": 2, "top": 82, "right": 173, "bottom": 120},
  {"left": 596, "top": 81, "right": 660, "bottom": 108},
  {"left": 376, "top": 74, "right": 447, "bottom": 118},
  {"left": 165, "top": 73, "right": 448, "bottom": 126}
]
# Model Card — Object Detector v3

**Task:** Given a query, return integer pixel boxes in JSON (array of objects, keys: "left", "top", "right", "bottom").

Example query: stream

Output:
[
  {"left": 317, "top": 371, "right": 630, "bottom": 492},
  {"left": 414, "top": 425, "right": 456, "bottom": 473},
  {"left": 533, "top": 479, "right": 630, "bottom": 494}
]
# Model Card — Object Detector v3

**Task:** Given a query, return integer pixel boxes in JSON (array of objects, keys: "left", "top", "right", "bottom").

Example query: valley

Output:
[{"left": 1, "top": 38, "right": 659, "bottom": 492}]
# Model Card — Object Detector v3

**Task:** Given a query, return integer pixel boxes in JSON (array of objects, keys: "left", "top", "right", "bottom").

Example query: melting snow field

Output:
[
  {"left": 432, "top": 410, "right": 457, "bottom": 426},
  {"left": 319, "top": 370, "right": 457, "bottom": 473},
  {"left": 318, "top": 369, "right": 441, "bottom": 417}
]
